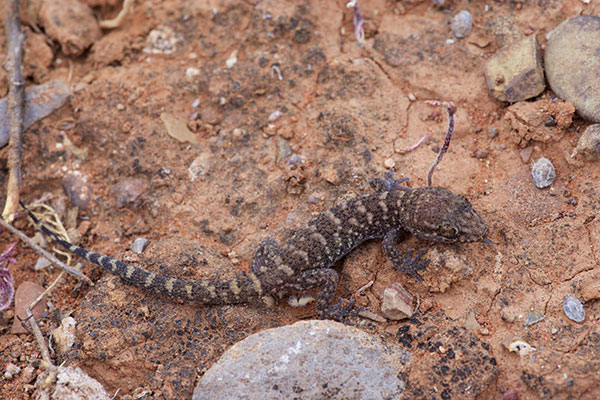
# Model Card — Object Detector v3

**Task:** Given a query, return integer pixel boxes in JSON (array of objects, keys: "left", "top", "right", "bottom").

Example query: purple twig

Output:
[
  {"left": 402, "top": 132, "right": 430, "bottom": 153},
  {"left": 0, "top": 242, "right": 17, "bottom": 311},
  {"left": 347, "top": 1, "right": 365, "bottom": 45},
  {"left": 425, "top": 101, "right": 456, "bottom": 186}
]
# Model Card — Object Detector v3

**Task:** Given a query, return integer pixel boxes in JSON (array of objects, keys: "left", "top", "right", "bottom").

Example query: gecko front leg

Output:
[{"left": 382, "top": 228, "right": 430, "bottom": 282}]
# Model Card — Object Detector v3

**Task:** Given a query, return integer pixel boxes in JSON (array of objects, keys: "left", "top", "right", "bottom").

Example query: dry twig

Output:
[
  {"left": 0, "top": 242, "right": 16, "bottom": 311},
  {"left": 0, "top": 216, "right": 92, "bottom": 284},
  {"left": 2, "top": 0, "right": 26, "bottom": 222}
]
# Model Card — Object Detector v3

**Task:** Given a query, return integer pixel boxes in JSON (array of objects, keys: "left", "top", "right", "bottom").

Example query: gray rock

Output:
[
  {"left": 130, "top": 238, "right": 149, "bottom": 254},
  {"left": 484, "top": 34, "right": 545, "bottom": 102},
  {"left": 531, "top": 157, "right": 555, "bottom": 188},
  {"left": 450, "top": 10, "right": 473, "bottom": 39},
  {"left": 574, "top": 124, "right": 600, "bottom": 161},
  {"left": 193, "top": 320, "right": 410, "bottom": 400},
  {"left": 562, "top": 294, "right": 585, "bottom": 323},
  {"left": 545, "top": 16, "right": 600, "bottom": 123}
]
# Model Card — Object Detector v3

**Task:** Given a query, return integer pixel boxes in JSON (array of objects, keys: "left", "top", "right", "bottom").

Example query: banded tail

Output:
[{"left": 20, "top": 202, "right": 264, "bottom": 304}]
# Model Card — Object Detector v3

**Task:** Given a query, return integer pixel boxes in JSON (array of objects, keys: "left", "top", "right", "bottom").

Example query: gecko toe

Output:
[
  {"left": 393, "top": 248, "right": 430, "bottom": 282},
  {"left": 319, "top": 297, "right": 357, "bottom": 323}
]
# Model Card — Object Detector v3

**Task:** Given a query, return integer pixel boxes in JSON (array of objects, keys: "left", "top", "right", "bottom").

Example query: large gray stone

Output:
[
  {"left": 193, "top": 320, "right": 410, "bottom": 400},
  {"left": 545, "top": 16, "right": 600, "bottom": 123}
]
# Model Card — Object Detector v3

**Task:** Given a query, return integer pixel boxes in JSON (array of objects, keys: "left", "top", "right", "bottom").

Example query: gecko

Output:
[{"left": 20, "top": 170, "right": 488, "bottom": 320}]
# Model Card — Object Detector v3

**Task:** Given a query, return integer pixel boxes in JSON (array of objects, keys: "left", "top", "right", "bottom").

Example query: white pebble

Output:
[
  {"left": 531, "top": 157, "right": 556, "bottom": 188},
  {"left": 562, "top": 294, "right": 585, "bottom": 323},
  {"left": 130, "top": 238, "right": 149, "bottom": 254},
  {"left": 450, "top": 10, "right": 473, "bottom": 39}
]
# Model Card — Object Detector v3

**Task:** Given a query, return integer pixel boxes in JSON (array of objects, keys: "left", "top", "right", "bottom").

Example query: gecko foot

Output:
[
  {"left": 393, "top": 249, "right": 429, "bottom": 283},
  {"left": 318, "top": 297, "right": 357, "bottom": 323},
  {"left": 369, "top": 168, "right": 411, "bottom": 193}
]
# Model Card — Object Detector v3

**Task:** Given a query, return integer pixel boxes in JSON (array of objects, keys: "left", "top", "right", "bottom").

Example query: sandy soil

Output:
[{"left": 1, "top": 0, "right": 600, "bottom": 399}]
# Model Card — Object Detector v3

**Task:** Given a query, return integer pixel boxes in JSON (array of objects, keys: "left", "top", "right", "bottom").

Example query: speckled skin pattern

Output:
[{"left": 21, "top": 173, "right": 487, "bottom": 319}]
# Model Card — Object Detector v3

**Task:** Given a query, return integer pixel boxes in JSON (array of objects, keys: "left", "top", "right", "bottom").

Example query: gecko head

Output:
[{"left": 399, "top": 187, "right": 487, "bottom": 243}]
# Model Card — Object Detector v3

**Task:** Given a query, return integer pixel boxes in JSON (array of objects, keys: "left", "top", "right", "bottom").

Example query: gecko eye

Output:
[{"left": 440, "top": 223, "right": 459, "bottom": 238}]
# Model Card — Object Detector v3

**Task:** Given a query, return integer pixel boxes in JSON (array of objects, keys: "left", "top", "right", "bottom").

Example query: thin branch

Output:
[
  {"left": 401, "top": 132, "right": 430, "bottom": 153},
  {"left": 2, "top": 0, "right": 26, "bottom": 222},
  {"left": 25, "top": 308, "right": 54, "bottom": 367},
  {"left": 0, "top": 217, "right": 93, "bottom": 285},
  {"left": 0, "top": 242, "right": 16, "bottom": 311},
  {"left": 425, "top": 101, "right": 456, "bottom": 187}
]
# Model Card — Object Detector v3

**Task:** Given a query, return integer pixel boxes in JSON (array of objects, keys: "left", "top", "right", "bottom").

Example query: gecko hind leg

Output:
[
  {"left": 279, "top": 268, "right": 355, "bottom": 321},
  {"left": 250, "top": 237, "right": 294, "bottom": 294},
  {"left": 382, "top": 228, "right": 429, "bottom": 282},
  {"left": 251, "top": 237, "right": 282, "bottom": 276}
]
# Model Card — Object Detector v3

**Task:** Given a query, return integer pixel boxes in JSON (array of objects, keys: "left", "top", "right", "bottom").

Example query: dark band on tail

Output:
[{"left": 19, "top": 201, "right": 263, "bottom": 304}]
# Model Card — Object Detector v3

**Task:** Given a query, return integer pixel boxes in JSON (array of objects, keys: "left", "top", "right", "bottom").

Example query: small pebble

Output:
[
  {"left": 34, "top": 257, "right": 52, "bottom": 271},
  {"left": 188, "top": 152, "right": 211, "bottom": 181},
  {"left": 268, "top": 110, "right": 283, "bottom": 122},
  {"left": 112, "top": 177, "right": 149, "bottom": 207},
  {"left": 381, "top": 282, "right": 414, "bottom": 320},
  {"left": 52, "top": 316, "right": 77, "bottom": 354},
  {"left": 62, "top": 171, "right": 92, "bottom": 209},
  {"left": 130, "top": 238, "right": 149, "bottom": 254},
  {"left": 524, "top": 310, "right": 545, "bottom": 326},
  {"left": 185, "top": 67, "right": 200, "bottom": 80},
  {"left": 408, "top": 93, "right": 417, "bottom": 101},
  {"left": 531, "top": 157, "right": 555, "bottom": 188},
  {"left": 562, "top": 294, "right": 585, "bottom": 323},
  {"left": 544, "top": 115, "right": 557, "bottom": 127},
  {"left": 22, "top": 365, "right": 36, "bottom": 384},
  {"left": 384, "top": 158, "right": 396, "bottom": 169},
  {"left": 450, "top": 10, "right": 473, "bottom": 39},
  {"left": 487, "top": 127, "right": 498, "bottom": 139},
  {"left": 519, "top": 146, "right": 533, "bottom": 163},
  {"left": 4, "top": 363, "right": 21, "bottom": 379},
  {"left": 307, "top": 192, "right": 324, "bottom": 204}
]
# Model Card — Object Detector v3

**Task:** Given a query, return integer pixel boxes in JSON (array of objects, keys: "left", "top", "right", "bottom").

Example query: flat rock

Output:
[
  {"left": 484, "top": 34, "right": 545, "bottom": 102},
  {"left": 545, "top": 16, "right": 600, "bottom": 123},
  {"left": 10, "top": 282, "right": 46, "bottom": 334},
  {"left": 0, "top": 80, "right": 71, "bottom": 148},
  {"left": 193, "top": 320, "right": 410, "bottom": 400}
]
